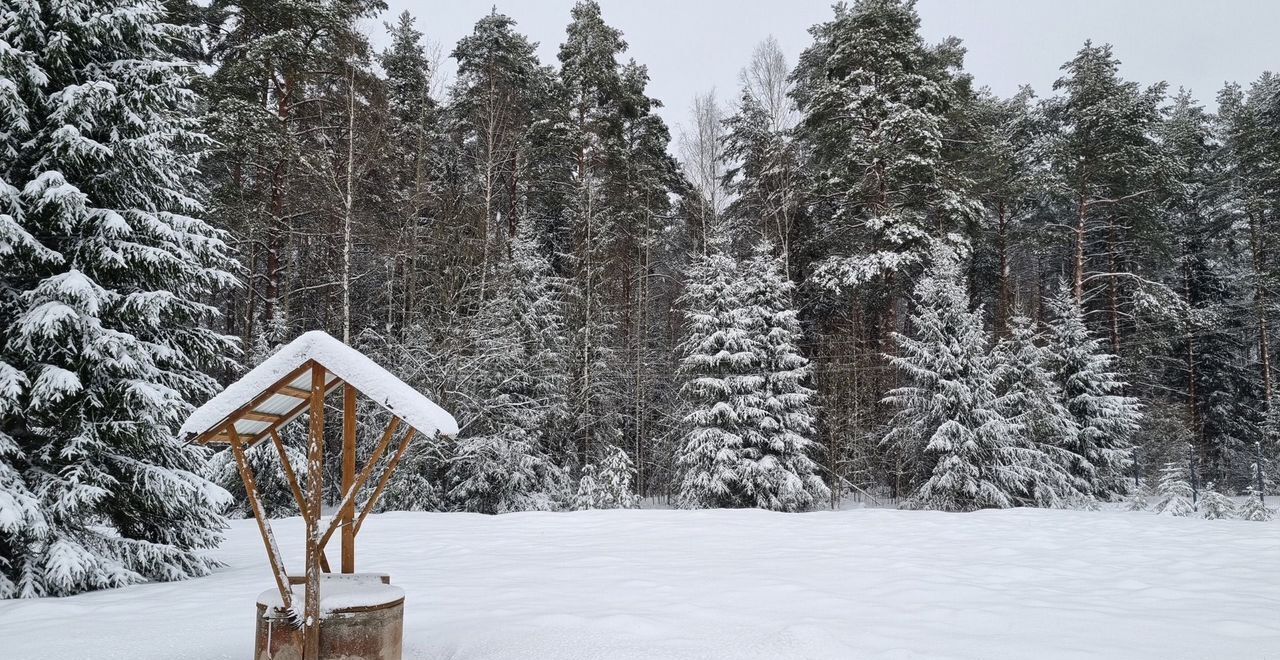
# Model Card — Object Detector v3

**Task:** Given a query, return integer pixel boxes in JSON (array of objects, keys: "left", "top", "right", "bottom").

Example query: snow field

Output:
[{"left": 1, "top": 508, "right": 1277, "bottom": 659}]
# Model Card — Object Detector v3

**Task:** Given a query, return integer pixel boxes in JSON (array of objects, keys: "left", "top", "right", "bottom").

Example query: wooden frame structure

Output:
[{"left": 180, "top": 332, "right": 457, "bottom": 660}]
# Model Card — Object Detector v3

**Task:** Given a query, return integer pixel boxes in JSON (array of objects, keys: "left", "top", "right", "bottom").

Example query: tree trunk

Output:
[
  {"left": 1250, "top": 212, "right": 1274, "bottom": 414},
  {"left": 1073, "top": 188, "right": 1088, "bottom": 306},
  {"left": 1107, "top": 214, "right": 1121, "bottom": 354},
  {"left": 996, "top": 200, "right": 1011, "bottom": 337}
]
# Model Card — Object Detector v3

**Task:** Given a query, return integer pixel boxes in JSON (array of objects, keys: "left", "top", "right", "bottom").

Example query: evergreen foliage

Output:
[
  {"left": 991, "top": 317, "right": 1089, "bottom": 506},
  {"left": 573, "top": 444, "right": 640, "bottom": 510},
  {"left": 1197, "top": 484, "right": 1236, "bottom": 520},
  {"left": 1045, "top": 283, "right": 1142, "bottom": 500},
  {"left": 1239, "top": 490, "right": 1274, "bottom": 522},
  {"left": 0, "top": 0, "right": 237, "bottom": 597},
  {"left": 884, "top": 252, "right": 1043, "bottom": 512},
  {"left": 447, "top": 218, "right": 572, "bottom": 514},
  {"left": 794, "top": 0, "right": 978, "bottom": 295},
  {"left": 1153, "top": 461, "right": 1196, "bottom": 517},
  {"left": 674, "top": 250, "right": 758, "bottom": 509}
]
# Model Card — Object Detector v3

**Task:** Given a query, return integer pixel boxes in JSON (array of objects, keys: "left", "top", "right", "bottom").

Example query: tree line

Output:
[{"left": 3, "top": 0, "right": 1279, "bottom": 597}]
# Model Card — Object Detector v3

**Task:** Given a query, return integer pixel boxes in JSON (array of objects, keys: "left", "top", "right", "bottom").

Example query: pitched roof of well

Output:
[{"left": 179, "top": 331, "right": 458, "bottom": 446}]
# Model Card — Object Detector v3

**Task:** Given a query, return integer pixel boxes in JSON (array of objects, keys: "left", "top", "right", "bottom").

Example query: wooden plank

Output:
[
  {"left": 354, "top": 428, "right": 417, "bottom": 535},
  {"left": 191, "top": 359, "right": 318, "bottom": 445},
  {"left": 242, "top": 410, "right": 285, "bottom": 424},
  {"left": 341, "top": 384, "right": 358, "bottom": 574},
  {"left": 230, "top": 430, "right": 293, "bottom": 614},
  {"left": 270, "top": 430, "right": 309, "bottom": 524},
  {"left": 303, "top": 365, "right": 325, "bottom": 660},
  {"left": 277, "top": 384, "right": 311, "bottom": 399},
  {"left": 316, "top": 417, "right": 400, "bottom": 553}
]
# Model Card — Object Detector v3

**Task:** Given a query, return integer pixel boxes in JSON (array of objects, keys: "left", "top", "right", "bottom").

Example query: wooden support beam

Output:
[
  {"left": 277, "top": 384, "right": 312, "bottom": 399},
  {"left": 230, "top": 430, "right": 293, "bottom": 615},
  {"left": 269, "top": 429, "right": 333, "bottom": 574},
  {"left": 270, "top": 430, "right": 308, "bottom": 523},
  {"left": 242, "top": 410, "right": 285, "bottom": 424},
  {"left": 303, "top": 365, "right": 325, "bottom": 660},
  {"left": 317, "top": 417, "right": 400, "bottom": 553},
  {"left": 354, "top": 428, "right": 417, "bottom": 535},
  {"left": 341, "top": 384, "right": 358, "bottom": 574}
]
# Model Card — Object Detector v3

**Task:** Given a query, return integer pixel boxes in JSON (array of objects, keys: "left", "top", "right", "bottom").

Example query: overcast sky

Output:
[{"left": 375, "top": 0, "right": 1280, "bottom": 136}]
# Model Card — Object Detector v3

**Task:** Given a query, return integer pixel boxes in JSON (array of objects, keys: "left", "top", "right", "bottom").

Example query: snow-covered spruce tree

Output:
[
  {"left": 573, "top": 444, "right": 640, "bottom": 510},
  {"left": 1045, "top": 282, "right": 1141, "bottom": 500},
  {"left": 205, "top": 441, "right": 307, "bottom": 519},
  {"left": 1127, "top": 485, "right": 1151, "bottom": 512},
  {"left": 1240, "top": 490, "right": 1274, "bottom": 522},
  {"left": 991, "top": 316, "right": 1089, "bottom": 506},
  {"left": 882, "top": 251, "right": 1040, "bottom": 512},
  {"left": 1197, "top": 484, "right": 1237, "bottom": 520},
  {"left": 0, "top": 1, "right": 237, "bottom": 598},
  {"left": 447, "top": 218, "right": 570, "bottom": 514},
  {"left": 1153, "top": 461, "right": 1196, "bottom": 517},
  {"left": 674, "top": 248, "right": 760, "bottom": 509},
  {"left": 738, "top": 243, "right": 830, "bottom": 511}
]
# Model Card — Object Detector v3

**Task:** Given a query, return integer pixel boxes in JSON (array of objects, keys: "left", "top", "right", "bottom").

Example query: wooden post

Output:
[
  {"left": 342, "top": 384, "right": 357, "bottom": 573},
  {"left": 304, "top": 365, "right": 325, "bottom": 660},
  {"left": 230, "top": 429, "right": 293, "bottom": 614}
]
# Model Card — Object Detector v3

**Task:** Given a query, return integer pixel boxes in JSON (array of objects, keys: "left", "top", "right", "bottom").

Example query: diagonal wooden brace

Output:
[
  {"left": 354, "top": 428, "right": 417, "bottom": 535},
  {"left": 270, "top": 429, "right": 332, "bottom": 573},
  {"left": 316, "top": 417, "right": 401, "bottom": 553},
  {"left": 230, "top": 430, "right": 293, "bottom": 615}
]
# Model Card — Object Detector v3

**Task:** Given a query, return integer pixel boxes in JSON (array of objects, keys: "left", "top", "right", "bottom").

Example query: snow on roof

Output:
[{"left": 179, "top": 331, "right": 458, "bottom": 444}]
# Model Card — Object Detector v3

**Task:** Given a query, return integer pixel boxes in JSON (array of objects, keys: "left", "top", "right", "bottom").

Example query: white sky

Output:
[{"left": 375, "top": 0, "right": 1280, "bottom": 135}]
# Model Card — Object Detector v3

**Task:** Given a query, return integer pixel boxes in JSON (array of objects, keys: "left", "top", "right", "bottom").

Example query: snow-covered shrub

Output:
[
  {"left": 574, "top": 444, "right": 640, "bottom": 510},
  {"left": 1197, "top": 484, "right": 1236, "bottom": 520},
  {"left": 1239, "top": 491, "right": 1274, "bottom": 522},
  {"left": 1153, "top": 462, "right": 1195, "bottom": 517}
]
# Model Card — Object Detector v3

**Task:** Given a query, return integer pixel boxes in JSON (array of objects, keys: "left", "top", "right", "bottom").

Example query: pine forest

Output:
[{"left": 3, "top": 0, "right": 1280, "bottom": 599}]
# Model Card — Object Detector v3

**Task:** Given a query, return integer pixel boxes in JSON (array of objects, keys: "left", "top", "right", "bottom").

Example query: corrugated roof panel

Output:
[
  {"left": 257, "top": 393, "right": 301, "bottom": 417},
  {"left": 233, "top": 418, "right": 271, "bottom": 435}
]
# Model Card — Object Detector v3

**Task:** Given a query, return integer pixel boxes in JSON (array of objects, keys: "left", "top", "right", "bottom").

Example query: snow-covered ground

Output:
[{"left": 2, "top": 508, "right": 1278, "bottom": 659}]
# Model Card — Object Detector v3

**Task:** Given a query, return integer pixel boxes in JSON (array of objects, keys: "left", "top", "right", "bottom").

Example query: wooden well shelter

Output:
[{"left": 179, "top": 331, "right": 458, "bottom": 659}]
